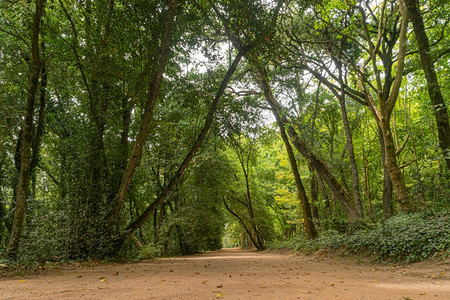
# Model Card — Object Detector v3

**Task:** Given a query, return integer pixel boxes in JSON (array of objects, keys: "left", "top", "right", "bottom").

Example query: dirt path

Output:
[{"left": 0, "top": 248, "right": 449, "bottom": 299}]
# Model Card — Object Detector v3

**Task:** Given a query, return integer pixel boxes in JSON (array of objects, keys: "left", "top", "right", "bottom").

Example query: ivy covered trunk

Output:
[{"left": 6, "top": 0, "right": 45, "bottom": 259}]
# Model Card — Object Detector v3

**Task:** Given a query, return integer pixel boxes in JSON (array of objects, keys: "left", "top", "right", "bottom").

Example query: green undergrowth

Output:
[{"left": 269, "top": 212, "right": 450, "bottom": 263}]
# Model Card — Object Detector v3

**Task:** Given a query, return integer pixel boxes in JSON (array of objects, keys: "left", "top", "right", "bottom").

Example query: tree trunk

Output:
[
  {"left": 379, "top": 119, "right": 411, "bottom": 211},
  {"left": 6, "top": 0, "right": 45, "bottom": 259},
  {"left": 358, "top": 1, "right": 412, "bottom": 212},
  {"left": 30, "top": 47, "right": 47, "bottom": 198},
  {"left": 401, "top": 0, "right": 450, "bottom": 169},
  {"left": 108, "top": 0, "right": 177, "bottom": 226},
  {"left": 377, "top": 126, "right": 394, "bottom": 218},
  {"left": 338, "top": 92, "right": 363, "bottom": 217},
  {"left": 255, "top": 68, "right": 318, "bottom": 239}
]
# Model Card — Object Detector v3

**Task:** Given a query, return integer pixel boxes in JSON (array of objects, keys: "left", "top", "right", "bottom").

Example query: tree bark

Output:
[
  {"left": 377, "top": 126, "right": 394, "bottom": 218},
  {"left": 401, "top": 0, "right": 450, "bottom": 169},
  {"left": 6, "top": 0, "right": 45, "bottom": 259},
  {"left": 255, "top": 68, "right": 318, "bottom": 239}
]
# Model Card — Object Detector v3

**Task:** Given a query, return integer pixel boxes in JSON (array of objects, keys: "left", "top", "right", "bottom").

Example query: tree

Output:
[
  {"left": 401, "top": 0, "right": 450, "bottom": 169},
  {"left": 6, "top": 0, "right": 46, "bottom": 259}
]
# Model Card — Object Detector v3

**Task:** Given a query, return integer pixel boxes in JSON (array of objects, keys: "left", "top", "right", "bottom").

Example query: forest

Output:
[{"left": 0, "top": 0, "right": 449, "bottom": 264}]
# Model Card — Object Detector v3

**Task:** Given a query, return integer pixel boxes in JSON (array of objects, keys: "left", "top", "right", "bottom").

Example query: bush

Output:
[{"left": 270, "top": 212, "right": 450, "bottom": 262}]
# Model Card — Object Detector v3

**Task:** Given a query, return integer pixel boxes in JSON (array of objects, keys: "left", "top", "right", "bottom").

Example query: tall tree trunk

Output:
[
  {"left": 338, "top": 90, "right": 363, "bottom": 217},
  {"left": 6, "top": 0, "right": 45, "bottom": 259},
  {"left": 108, "top": 0, "right": 177, "bottom": 226},
  {"left": 255, "top": 68, "right": 318, "bottom": 239},
  {"left": 358, "top": 1, "right": 412, "bottom": 212},
  {"left": 30, "top": 46, "right": 47, "bottom": 198},
  {"left": 401, "top": 0, "right": 450, "bottom": 169}
]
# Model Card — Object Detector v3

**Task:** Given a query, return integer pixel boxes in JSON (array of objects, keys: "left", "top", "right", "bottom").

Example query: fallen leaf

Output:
[
  {"left": 216, "top": 293, "right": 224, "bottom": 299},
  {"left": 419, "top": 292, "right": 426, "bottom": 296},
  {"left": 112, "top": 271, "right": 119, "bottom": 276},
  {"left": 18, "top": 280, "right": 27, "bottom": 283},
  {"left": 77, "top": 275, "right": 82, "bottom": 278},
  {"left": 99, "top": 279, "right": 107, "bottom": 283},
  {"left": 98, "top": 276, "right": 106, "bottom": 279},
  {"left": 217, "top": 284, "right": 223, "bottom": 288}
]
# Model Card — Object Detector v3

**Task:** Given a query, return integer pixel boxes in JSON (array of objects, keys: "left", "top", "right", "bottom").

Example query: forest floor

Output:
[{"left": 0, "top": 248, "right": 449, "bottom": 300}]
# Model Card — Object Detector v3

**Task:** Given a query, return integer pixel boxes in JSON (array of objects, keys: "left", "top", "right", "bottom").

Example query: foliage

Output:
[
  {"left": 0, "top": 0, "right": 449, "bottom": 263},
  {"left": 270, "top": 212, "right": 450, "bottom": 263}
]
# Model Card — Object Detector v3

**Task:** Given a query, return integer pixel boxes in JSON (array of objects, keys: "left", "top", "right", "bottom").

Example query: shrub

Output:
[{"left": 271, "top": 212, "right": 450, "bottom": 262}]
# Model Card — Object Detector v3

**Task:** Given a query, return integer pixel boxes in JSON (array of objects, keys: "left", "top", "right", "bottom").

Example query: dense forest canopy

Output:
[{"left": 0, "top": 0, "right": 448, "bottom": 261}]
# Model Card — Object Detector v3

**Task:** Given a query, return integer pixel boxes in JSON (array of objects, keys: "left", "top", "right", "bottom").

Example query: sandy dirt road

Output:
[{"left": 0, "top": 248, "right": 449, "bottom": 299}]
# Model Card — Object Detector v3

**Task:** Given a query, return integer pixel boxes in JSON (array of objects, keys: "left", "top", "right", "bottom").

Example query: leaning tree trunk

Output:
[
  {"left": 401, "top": 0, "right": 450, "bottom": 169},
  {"left": 6, "top": 0, "right": 45, "bottom": 259},
  {"left": 108, "top": 0, "right": 177, "bottom": 227},
  {"left": 255, "top": 68, "right": 318, "bottom": 239}
]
